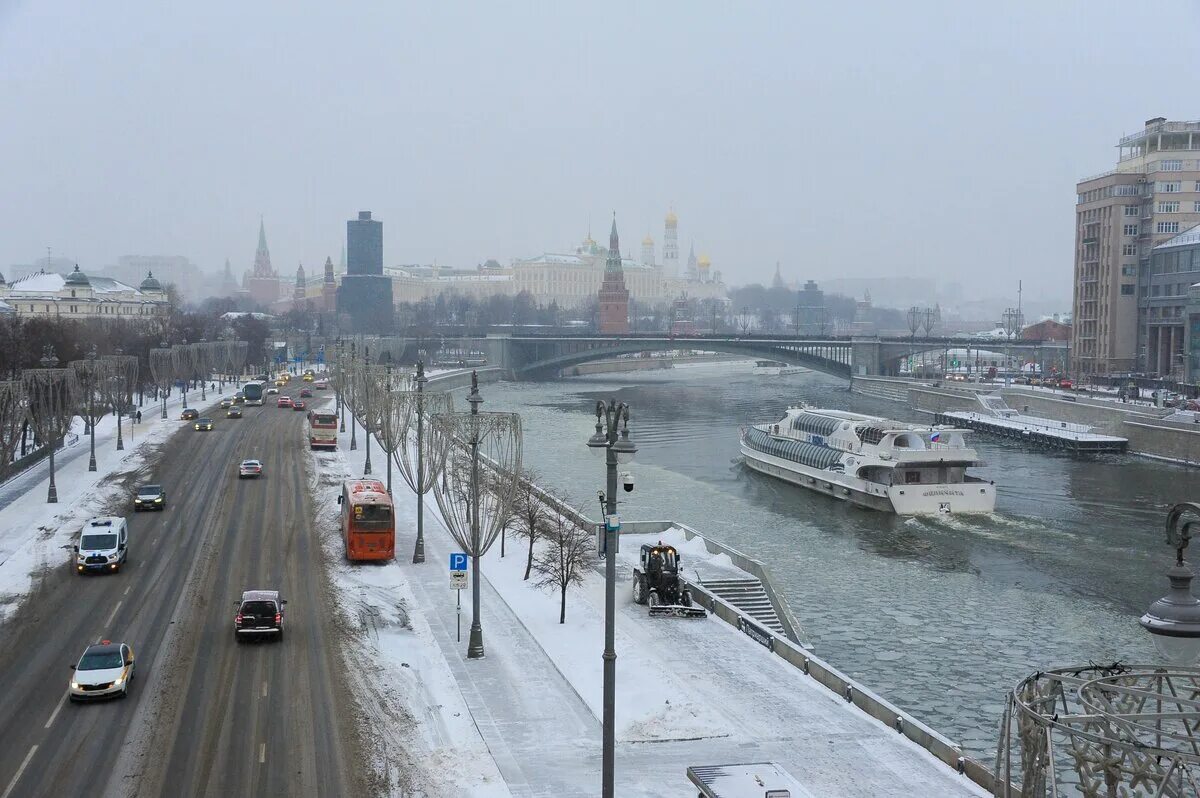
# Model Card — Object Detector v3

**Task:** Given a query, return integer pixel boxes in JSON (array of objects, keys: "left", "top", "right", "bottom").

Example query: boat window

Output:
[
  {"left": 892, "top": 433, "right": 925, "bottom": 449},
  {"left": 904, "top": 471, "right": 922, "bottom": 484}
]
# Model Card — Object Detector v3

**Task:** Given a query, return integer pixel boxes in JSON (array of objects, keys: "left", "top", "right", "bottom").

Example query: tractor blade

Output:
[{"left": 648, "top": 604, "right": 707, "bottom": 619}]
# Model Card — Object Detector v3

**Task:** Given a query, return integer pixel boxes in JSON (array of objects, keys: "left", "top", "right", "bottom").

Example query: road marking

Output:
[
  {"left": 0, "top": 745, "right": 37, "bottom": 798},
  {"left": 44, "top": 692, "right": 67, "bottom": 729},
  {"left": 151, "top": 536, "right": 158, "bottom": 546},
  {"left": 261, "top": 681, "right": 268, "bottom": 698},
  {"left": 123, "top": 586, "right": 131, "bottom": 596},
  {"left": 104, "top": 600, "right": 122, "bottom": 628},
  {"left": 258, "top": 743, "right": 266, "bottom": 764}
]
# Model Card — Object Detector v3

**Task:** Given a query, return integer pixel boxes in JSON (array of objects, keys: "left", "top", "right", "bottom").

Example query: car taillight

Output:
[
  {"left": 235, "top": 614, "right": 243, "bottom": 624},
  {"left": 274, "top": 613, "right": 281, "bottom": 624}
]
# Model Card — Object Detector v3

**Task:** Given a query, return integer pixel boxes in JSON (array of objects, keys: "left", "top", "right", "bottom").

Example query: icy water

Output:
[{"left": 467, "top": 361, "right": 1200, "bottom": 758}]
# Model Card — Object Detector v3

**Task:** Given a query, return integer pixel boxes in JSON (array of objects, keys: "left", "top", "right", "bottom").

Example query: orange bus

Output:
[
  {"left": 307, "top": 411, "right": 338, "bottom": 450},
  {"left": 336, "top": 479, "right": 394, "bottom": 561}
]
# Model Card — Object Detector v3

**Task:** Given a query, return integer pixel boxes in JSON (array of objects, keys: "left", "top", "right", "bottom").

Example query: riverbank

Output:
[{"left": 851, "top": 375, "right": 1200, "bottom": 465}]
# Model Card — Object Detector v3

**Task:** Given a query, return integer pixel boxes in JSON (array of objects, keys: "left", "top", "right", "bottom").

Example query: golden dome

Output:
[
  {"left": 665, "top": 209, "right": 678, "bottom": 226},
  {"left": 698, "top": 254, "right": 711, "bottom": 267},
  {"left": 642, "top": 234, "right": 654, "bottom": 246}
]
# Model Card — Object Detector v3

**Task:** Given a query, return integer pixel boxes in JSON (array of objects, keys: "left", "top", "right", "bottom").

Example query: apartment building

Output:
[{"left": 1071, "top": 117, "right": 1200, "bottom": 377}]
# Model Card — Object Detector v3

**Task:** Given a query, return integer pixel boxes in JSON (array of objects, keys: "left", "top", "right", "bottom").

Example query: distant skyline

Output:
[{"left": 2, "top": 1, "right": 1198, "bottom": 300}]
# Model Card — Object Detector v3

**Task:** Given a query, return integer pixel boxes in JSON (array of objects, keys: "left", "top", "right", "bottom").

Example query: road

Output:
[{"left": 0, "top": 383, "right": 368, "bottom": 798}]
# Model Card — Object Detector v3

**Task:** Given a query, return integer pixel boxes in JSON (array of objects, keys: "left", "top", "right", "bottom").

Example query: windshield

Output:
[
  {"left": 78, "top": 651, "right": 123, "bottom": 670},
  {"left": 352, "top": 504, "right": 392, "bottom": 526},
  {"left": 80, "top": 534, "right": 117, "bottom": 550},
  {"left": 312, "top": 413, "right": 337, "bottom": 426},
  {"left": 137, "top": 486, "right": 160, "bottom": 496}
]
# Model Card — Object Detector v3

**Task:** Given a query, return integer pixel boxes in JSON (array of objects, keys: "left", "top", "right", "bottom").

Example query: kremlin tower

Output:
[
  {"left": 686, "top": 242, "right": 698, "bottom": 281},
  {"left": 244, "top": 219, "right": 283, "bottom": 306},
  {"left": 322, "top": 256, "right": 337, "bottom": 313},
  {"left": 597, "top": 214, "right": 630, "bottom": 334},
  {"left": 293, "top": 263, "right": 306, "bottom": 306},
  {"left": 663, "top": 208, "right": 679, "bottom": 279}
]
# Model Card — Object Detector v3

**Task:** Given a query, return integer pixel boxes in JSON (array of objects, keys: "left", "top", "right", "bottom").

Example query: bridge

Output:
[{"left": 479, "top": 333, "right": 1067, "bottom": 380}]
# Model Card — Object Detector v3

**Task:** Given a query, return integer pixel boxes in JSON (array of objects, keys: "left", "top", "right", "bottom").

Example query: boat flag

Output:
[{"left": 930, "top": 430, "right": 941, "bottom": 443}]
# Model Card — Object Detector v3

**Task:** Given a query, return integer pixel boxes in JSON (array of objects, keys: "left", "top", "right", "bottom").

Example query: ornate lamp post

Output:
[
  {"left": 348, "top": 342, "right": 357, "bottom": 451},
  {"left": 85, "top": 345, "right": 98, "bottom": 471},
  {"left": 336, "top": 338, "right": 345, "bottom": 433},
  {"left": 363, "top": 345, "right": 373, "bottom": 475},
  {"left": 1141, "top": 502, "right": 1200, "bottom": 665},
  {"left": 112, "top": 347, "right": 126, "bottom": 451},
  {"left": 585, "top": 399, "right": 636, "bottom": 798}
]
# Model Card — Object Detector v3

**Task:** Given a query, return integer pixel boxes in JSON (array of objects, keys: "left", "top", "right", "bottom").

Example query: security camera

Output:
[{"left": 620, "top": 471, "right": 634, "bottom": 493}]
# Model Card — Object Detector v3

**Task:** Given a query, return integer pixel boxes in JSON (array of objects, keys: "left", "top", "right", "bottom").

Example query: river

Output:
[{"left": 463, "top": 361, "right": 1200, "bottom": 757}]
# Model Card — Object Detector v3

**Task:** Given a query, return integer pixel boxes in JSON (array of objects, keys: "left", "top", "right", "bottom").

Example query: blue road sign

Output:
[{"left": 449, "top": 552, "right": 468, "bottom": 571}]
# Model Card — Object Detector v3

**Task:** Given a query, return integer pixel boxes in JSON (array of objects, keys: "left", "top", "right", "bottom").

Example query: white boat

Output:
[
  {"left": 752, "top": 360, "right": 810, "bottom": 376},
  {"left": 739, "top": 406, "right": 996, "bottom": 515}
]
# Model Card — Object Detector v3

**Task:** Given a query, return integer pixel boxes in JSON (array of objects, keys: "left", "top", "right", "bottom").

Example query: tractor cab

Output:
[{"left": 633, "top": 542, "right": 707, "bottom": 619}]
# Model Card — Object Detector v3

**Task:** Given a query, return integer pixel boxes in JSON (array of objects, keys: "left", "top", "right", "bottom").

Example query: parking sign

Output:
[{"left": 449, "top": 552, "right": 467, "bottom": 571}]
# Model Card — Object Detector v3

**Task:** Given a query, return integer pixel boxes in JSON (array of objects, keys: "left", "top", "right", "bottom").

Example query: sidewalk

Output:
[{"left": 326, "top": 402, "right": 991, "bottom": 797}]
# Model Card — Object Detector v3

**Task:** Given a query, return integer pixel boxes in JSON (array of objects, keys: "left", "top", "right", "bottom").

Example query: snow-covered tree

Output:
[{"left": 514, "top": 470, "right": 550, "bottom": 580}]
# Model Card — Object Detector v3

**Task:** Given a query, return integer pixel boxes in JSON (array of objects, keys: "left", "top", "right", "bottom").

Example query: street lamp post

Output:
[
  {"left": 349, "top": 342, "right": 357, "bottom": 451},
  {"left": 586, "top": 399, "right": 636, "bottom": 798},
  {"left": 336, "top": 339, "right": 346, "bottom": 433},
  {"left": 113, "top": 347, "right": 125, "bottom": 451},
  {"left": 1141, "top": 503, "right": 1200, "bottom": 665},
  {"left": 160, "top": 340, "right": 169, "bottom": 419},
  {"left": 363, "top": 346, "right": 373, "bottom": 475},
  {"left": 413, "top": 360, "right": 428, "bottom": 564},
  {"left": 39, "top": 347, "right": 60, "bottom": 504},
  {"left": 86, "top": 345, "right": 98, "bottom": 471},
  {"left": 384, "top": 359, "right": 393, "bottom": 493}
]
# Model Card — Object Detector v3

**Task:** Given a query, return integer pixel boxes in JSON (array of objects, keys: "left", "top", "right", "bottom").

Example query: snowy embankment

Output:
[
  {"left": 306, "top": 425, "right": 510, "bottom": 798},
  {"left": 0, "top": 390, "right": 204, "bottom": 624}
]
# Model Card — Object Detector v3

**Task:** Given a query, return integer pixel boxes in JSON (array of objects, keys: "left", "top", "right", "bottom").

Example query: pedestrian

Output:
[{"left": 135, "top": 410, "right": 142, "bottom": 424}]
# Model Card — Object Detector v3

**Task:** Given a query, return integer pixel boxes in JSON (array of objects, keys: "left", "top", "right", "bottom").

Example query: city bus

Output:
[
  {"left": 306, "top": 411, "right": 338, "bottom": 450},
  {"left": 336, "top": 479, "right": 394, "bottom": 561},
  {"left": 242, "top": 380, "right": 267, "bottom": 406}
]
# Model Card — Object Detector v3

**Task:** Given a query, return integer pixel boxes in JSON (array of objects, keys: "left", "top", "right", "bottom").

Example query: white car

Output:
[
  {"left": 239, "top": 459, "right": 263, "bottom": 478},
  {"left": 266, "top": 386, "right": 279, "bottom": 395},
  {"left": 69, "top": 641, "right": 135, "bottom": 701}
]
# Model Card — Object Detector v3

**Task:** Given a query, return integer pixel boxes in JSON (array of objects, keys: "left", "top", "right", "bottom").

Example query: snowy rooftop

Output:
[
  {"left": 1155, "top": 223, "right": 1200, "bottom": 250},
  {"left": 7, "top": 271, "right": 145, "bottom": 296}
]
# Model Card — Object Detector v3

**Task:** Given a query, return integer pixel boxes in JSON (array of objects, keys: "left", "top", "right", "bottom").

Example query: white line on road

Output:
[
  {"left": 261, "top": 681, "right": 268, "bottom": 698},
  {"left": 258, "top": 743, "right": 265, "bottom": 764},
  {"left": 44, "top": 692, "right": 67, "bottom": 729},
  {"left": 0, "top": 745, "right": 37, "bottom": 798},
  {"left": 123, "top": 586, "right": 131, "bottom": 596},
  {"left": 103, "top": 600, "right": 122, "bottom": 628},
  {"left": 151, "top": 537, "right": 158, "bottom": 546}
]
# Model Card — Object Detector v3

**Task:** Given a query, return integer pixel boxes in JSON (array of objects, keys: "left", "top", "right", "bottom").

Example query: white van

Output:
[{"left": 74, "top": 517, "right": 129, "bottom": 575}]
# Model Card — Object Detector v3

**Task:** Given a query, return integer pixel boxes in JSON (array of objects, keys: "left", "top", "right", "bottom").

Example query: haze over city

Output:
[{"left": 3, "top": 0, "right": 1197, "bottom": 303}]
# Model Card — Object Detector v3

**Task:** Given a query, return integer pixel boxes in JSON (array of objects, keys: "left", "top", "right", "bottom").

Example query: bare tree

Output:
[
  {"left": 514, "top": 471, "right": 550, "bottom": 580},
  {"left": 0, "top": 381, "right": 26, "bottom": 469},
  {"left": 532, "top": 510, "right": 591, "bottom": 624}
]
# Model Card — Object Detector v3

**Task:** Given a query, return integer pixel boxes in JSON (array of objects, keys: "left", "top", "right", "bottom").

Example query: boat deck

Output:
[{"left": 935, "top": 410, "right": 1127, "bottom": 453}]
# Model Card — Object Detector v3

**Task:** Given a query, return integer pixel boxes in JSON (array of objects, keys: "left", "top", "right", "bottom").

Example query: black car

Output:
[
  {"left": 133, "top": 484, "right": 166, "bottom": 511},
  {"left": 234, "top": 590, "right": 286, "bottom": 642},
  {"left": 181, "top": 408, "right": 199, "bottom": 421}
]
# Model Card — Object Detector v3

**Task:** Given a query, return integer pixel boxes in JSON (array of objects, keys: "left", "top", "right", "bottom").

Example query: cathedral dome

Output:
[
  {"left": 697, "top": 254, "right": 711, "bottom": 267},
  {"left": 665, "top": 209, "right": 678, "bottom": 226},
  {"left": 642, "top": 234, "right": 654, "bottom": 246},
  {"left": 65, "top": 265, "right": 91, "bottom": 286},
  {"left": 139, "top": 270, "right": 162, "bottom": 291}
]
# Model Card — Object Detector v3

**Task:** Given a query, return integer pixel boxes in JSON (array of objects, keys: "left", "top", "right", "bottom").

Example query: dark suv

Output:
[
  {"left": 234, "top": 590, "right": 286, "bottom": 642},
  {"left": 133, "top": 484, "right": 165, "bottom": 511}
]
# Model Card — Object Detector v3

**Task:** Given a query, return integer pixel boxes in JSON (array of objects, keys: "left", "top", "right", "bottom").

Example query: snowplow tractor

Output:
[{"left": 632, "top": 543, "right": 707, "bottom": 619}]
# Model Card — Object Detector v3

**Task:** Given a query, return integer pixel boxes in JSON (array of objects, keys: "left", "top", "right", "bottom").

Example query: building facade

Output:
[
  {"left": 1141, "top": 224, "right": 1200, "bottom": 378},
  {"left": 598, "top": 217, "right": 630, "bottom": 334},
  {"left": 1072, "top": 117, "right": 1200, "bottom": 376},
  {"left": 0, "top": 265, "right": 170, "bottom": 319},
  {"left": 337, "top": 211, "right": 394, "bottom": 332}
]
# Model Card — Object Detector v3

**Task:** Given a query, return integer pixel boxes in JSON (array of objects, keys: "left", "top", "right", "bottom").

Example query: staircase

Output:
[{"left": 695, "top": 577, "right": 786, "bottom": 636}]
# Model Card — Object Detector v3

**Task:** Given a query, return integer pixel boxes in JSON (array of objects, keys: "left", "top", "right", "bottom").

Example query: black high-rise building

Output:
[{"left": 337, "top": 211, "right": 393, "bottom": 333}]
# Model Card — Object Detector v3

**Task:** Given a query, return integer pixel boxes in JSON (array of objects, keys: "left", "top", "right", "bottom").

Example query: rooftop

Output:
[{"left": 1155, "top": 223, "right": 1200, "bottom": 251}]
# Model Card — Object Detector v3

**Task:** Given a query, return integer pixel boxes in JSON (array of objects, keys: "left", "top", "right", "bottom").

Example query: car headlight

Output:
[
  {"left": 71, "top": 681, "right": 80, "bottom": 689},
  {"left": 108, "top": 553, "right": 119, "bottom": 561},
  {"left": 154, "top": 497, "right": 163, "bottom": 503},
  {"left": 113, "top": 676, "right": 125, "bottom": 686}
]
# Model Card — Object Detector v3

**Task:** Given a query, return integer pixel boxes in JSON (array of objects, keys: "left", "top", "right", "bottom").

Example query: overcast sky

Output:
[{"left": 2, "top": 1, "right": 1198, "bottom": 301}]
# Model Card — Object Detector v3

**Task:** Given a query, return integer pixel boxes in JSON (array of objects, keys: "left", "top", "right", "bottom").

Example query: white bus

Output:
[{"left": 242, "top": 380, "right": 267, "bottom": 406}]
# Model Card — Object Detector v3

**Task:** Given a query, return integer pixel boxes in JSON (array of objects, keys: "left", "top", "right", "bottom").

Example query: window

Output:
[
  {"left": 1158, "top": 201, "right": 1180, "bottom": 213},
  {"left": 1124, "top": 224, "right": 1140, "bottom": 236},
  {"left": 1121, "top": 284, "right": 1135, "bottom": 295},
  {"left": 1161, "top": 160, "right": 1184, "bottom": 172},
  {"left": 1116, "top": 185, "right": 1140, "bottom": 196},
  {"left": 1124, "top": 205, "right": 1140, "bottom": 216},
  {"left": 1159, "top": 182, "right": 1182, "bottom": 193},
  {"left": 1153, "top": 285, "right": 1162, "bottom": 297},
  {"left": 1122, "top": 243, "right": 1138, "bottom": 256},
  {"left": 1158, "top": 221, "right": 1181, "bottom": 234},
  {"left": 1121, "top": 265, "right": 1137, "bottom": 276},
  {"left": 1195, "top": 201, "right": 1200, "bottom": 213}
]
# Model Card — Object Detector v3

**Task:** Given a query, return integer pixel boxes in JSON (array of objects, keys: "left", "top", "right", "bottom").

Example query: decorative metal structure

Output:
[
  {"left": 585, "top": 398, "right": 637, "bottom": 798},
  {"left": 430, "top": 372, "right": 522, "bottom": 658},
  {"left": 68, "top": 346, "right": 106, "bottom": 471},
  {"left": 994, "top": 664, "right": 1200, "bottom": 797},
  {"left": 333, "top": 339, "right": 346, "bottom": 432},
  {"left": 1142, "top": 503, "right": 1200, "bottom": 666},
  {"left": 171, "top": 343, "right": 193, "bottom": 409},
  {"left": 390, "top": 361, "right": 452, "bottom": 563},
  {"left": 372, "top": 336, "right": 409, "bottom": 366},
  {"left": 103, "top": 352, "right": 138, "bottom": 451},
  {"left": 149, "top": 346, "right": 173, "bottom": 419},
  {"left": 348, "top": 342, "right": 357, "bottom": 451},
  {"left": 373, "top": 361, "right": 412, "bottom": 494},
  {"left": 0, "top": 382, "right": 26, "bottom": 471},
  {"left": 24, "top": 346, "right": 73, "bottom": 503}
]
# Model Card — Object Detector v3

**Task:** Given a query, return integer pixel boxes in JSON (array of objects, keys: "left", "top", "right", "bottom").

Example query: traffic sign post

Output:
[{"left": 450, "top": 553, "right": 468, "bottom": 641}]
